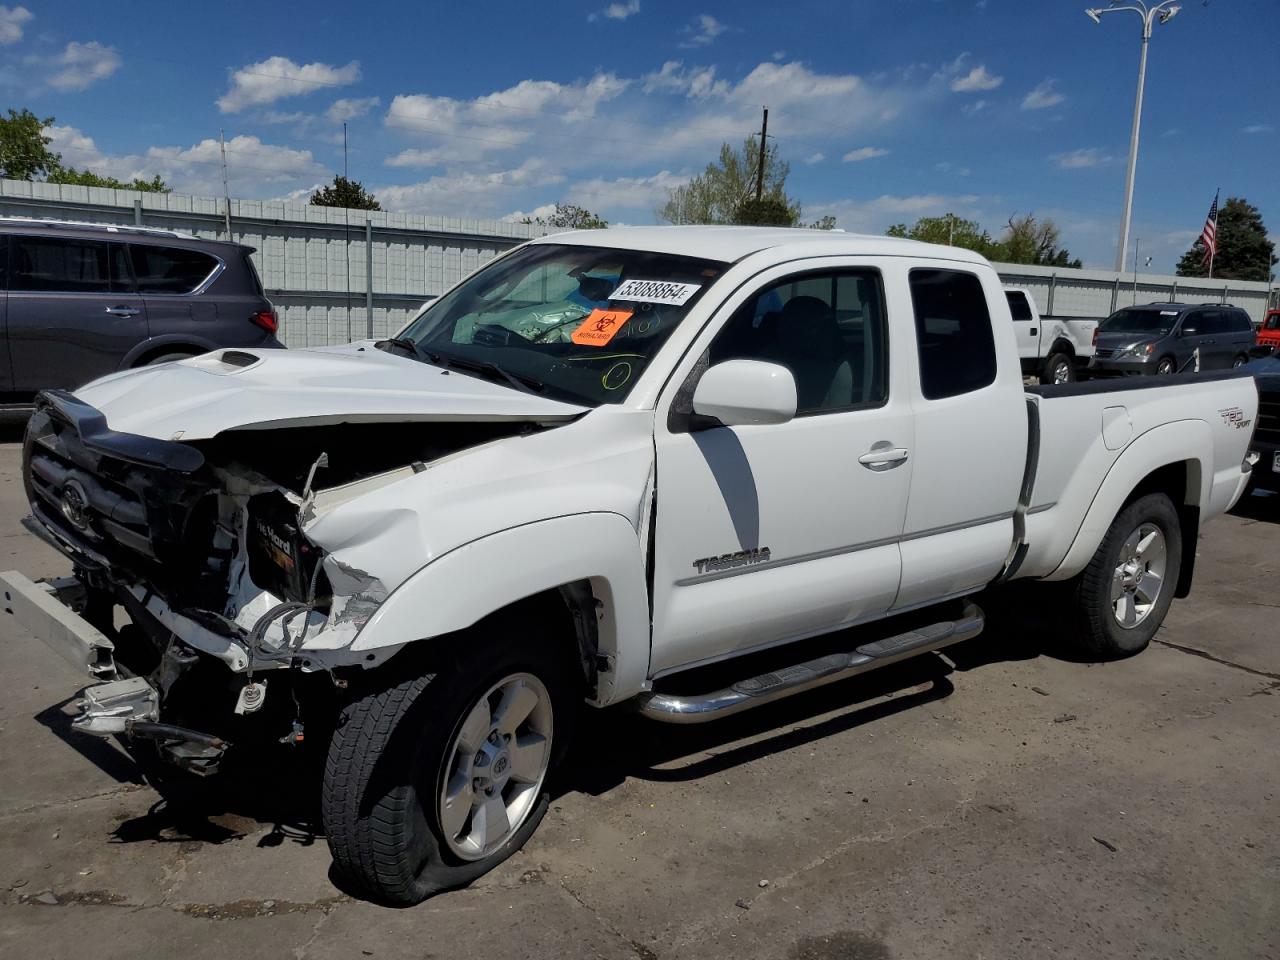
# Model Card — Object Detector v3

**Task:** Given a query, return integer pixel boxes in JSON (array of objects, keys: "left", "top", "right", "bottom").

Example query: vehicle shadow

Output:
[
  {"left": 36, "top": 589, "right": 1101, "bottom": 858},
  {"left": 1229, "top": 488, "right": 1280, "bottom": 524}
]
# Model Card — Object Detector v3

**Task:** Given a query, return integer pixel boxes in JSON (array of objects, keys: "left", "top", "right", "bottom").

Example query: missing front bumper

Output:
[{"left": 1, "top": 569, "right": 117, "bottom": 679}]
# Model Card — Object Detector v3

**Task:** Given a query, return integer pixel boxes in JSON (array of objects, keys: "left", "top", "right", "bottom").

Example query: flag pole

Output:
[{"left": 1207, "top": 187, "right": 1219, "bottom": 280}]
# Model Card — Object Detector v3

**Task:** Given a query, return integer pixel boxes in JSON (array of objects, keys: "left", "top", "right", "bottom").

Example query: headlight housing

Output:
[{"left": 1118, "top": 342, "right": 1156, "bottom": 361}]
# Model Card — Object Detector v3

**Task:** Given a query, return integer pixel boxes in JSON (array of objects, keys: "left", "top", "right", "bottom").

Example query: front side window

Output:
[
  {"left": 130, "top": 244, "right": 219, "bottom": 294},
  {"left": 10, "top": 236, "right": 132, "bottom": 293},
  {"left": 707, "top": 269, "right": 888, "bottom": 415},
  {"left": 909, "top": 269, "right": 996, "bottom": 400},
  {"left": 398, "top": 243, "right": 726, "bottom": 406},
  {"left": 1100, "top": 307, "right": 1177, "bottom": 336}
]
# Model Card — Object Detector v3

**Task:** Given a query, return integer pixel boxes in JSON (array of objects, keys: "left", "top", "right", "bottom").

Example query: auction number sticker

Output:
[
  {"left": 571, "top": 308, "right": 633, "bottom": 346},
  {"left": 609, "top": 279, "right": 702, "bottom": 306}
]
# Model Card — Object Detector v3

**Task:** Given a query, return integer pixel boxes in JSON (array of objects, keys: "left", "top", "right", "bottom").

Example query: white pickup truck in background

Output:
[
  {"left": 2, "top": 226, "right": 1258, "bottom": 905},
  {"left": 1005, "top": 286, "right": 1097, "bottom": 384}
]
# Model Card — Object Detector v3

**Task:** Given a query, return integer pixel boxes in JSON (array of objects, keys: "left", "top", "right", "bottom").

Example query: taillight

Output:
[
  {"left": 250, "top": 308, "right": 278, "bottom": 333},
  {"left": 1092, "top": 327, "right": 1099, "bottom": 347}
]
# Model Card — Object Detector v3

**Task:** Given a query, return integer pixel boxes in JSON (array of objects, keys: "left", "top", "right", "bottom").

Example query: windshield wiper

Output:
[
  {"left": 433, "top": 353, "right": 545, "bottom": 394},
  {"left": 374, "top": 336, "right": 422, "bottom": 358}
]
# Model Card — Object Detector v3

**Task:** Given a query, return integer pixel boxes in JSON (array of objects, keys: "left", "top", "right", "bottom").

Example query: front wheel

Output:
[
  {"left": 322, "top": 623, "right": 576, "bottom": 905},
  {"left": 1155, "top": 357, "right": 1175, "bottom": 376},
  {"left": 1068, "top": 492, "right": 1182, "bottom": 658},
  {"left": 1232, "top": 354, "right": 1248, "bottom": 369}
]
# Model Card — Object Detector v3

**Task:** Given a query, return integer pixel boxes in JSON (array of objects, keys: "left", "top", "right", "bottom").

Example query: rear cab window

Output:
[
  {"left": 909, "top": 269, "right": 997, "bottom": 400},
  {"left": 1005, "top": 291, "right": 1033, "bottom": 322}
]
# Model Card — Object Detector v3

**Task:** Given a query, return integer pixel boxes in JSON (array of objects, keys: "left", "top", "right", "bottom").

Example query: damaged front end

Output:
[{"left": 13, "top": 389, "right": 554, "bottom": 774}]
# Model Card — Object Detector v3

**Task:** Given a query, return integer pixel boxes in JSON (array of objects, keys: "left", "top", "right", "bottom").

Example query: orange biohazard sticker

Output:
[{"left": 571, "top": 308, "right": 633, "bottom": 346}]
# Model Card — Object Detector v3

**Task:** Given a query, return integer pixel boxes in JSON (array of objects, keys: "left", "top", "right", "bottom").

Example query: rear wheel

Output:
[
  {"left": 322, "top": 619, "right": 577, "bottom": 905},
  {"left": 1041, "top": 351, "right": 1075, "bottom": 385},
  {"left": 1069, "top": 492, "right": 1182, "bottom": 658},
  {"left": 1232, "top": 354, "right": 1248, "bottom": 368}
]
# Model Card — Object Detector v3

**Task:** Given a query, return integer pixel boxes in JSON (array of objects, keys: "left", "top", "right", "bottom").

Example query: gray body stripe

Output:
[{"left": 674, "top": 511, "right": 1015, "bottom": 586}]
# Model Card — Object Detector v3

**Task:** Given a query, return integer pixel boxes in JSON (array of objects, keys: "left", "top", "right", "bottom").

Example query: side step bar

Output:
[{"left": 637, "top": 603, "right": 984, "bottom": 724}]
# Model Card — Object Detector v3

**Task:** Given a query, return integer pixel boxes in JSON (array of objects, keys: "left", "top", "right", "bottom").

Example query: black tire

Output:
[
  {"left": 1155, "top": 357, "right": 1175, "bottom": 376},
  {"left": 322, "top": 616, "right": 577, "bottom": 906},
  {"left": 1069, "top": 492, "right": 1182, "bottom": 659},
  {"left": 1232, "top": 354, "right": 1248, "bottom": 369},
  {"left": 1040, "top": 351, "right": 1075, "bottom": 385}
]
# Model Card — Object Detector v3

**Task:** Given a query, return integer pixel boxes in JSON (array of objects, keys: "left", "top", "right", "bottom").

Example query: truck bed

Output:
[{"left": 1015, "top": 370, "right": 1257, "bottom": 583}]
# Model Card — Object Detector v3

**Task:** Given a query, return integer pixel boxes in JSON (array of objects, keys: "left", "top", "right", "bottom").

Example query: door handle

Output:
[
  {"left": 858, "top": 447, "right": 909, "bottom": 470},
  {"left": 105, "top": 305, "right": 140, "bottom": 317},
  {"left": 1030, "top": 328, "right": 1037, "bottom": 337}
]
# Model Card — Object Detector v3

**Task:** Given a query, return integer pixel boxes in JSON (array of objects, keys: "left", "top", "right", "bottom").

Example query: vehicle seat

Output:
[{"left": 774, "top": 296, "right": 852, "bottom": 411}]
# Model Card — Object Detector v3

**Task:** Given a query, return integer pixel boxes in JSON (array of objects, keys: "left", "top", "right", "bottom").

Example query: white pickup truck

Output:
[
  {"left": 1005, "top": 286, "right": 1097, "bottom": 385},
  {"left": 3, "top": 227, "right": 1257, "bottom": 905}
]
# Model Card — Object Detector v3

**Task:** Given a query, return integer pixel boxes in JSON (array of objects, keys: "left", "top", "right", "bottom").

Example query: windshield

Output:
[
  {"left": 1265, "top": 314, "right": 1280, "bottom": 330},
  {"left": 1099, "top": 307, "right": 1178, "bottom": 336},
  {"left": 397, "top": 243, "right": 726, "bottom": 406}
]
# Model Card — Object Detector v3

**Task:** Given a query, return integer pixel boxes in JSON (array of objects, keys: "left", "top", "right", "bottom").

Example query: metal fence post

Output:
[
  {"left": 1111, "top": 278, "right": 1120, "bottom": 312},
  {"left": 1171, "top": 280, "right": 1177, "bottom": 301},
  {"left": 133, "top": 198, "right": 142, "bottom": 225},
  {"left": 365, "top": 218, "right": 374, "bottom": 339},
  {"left": 1047, "top": 274, "right": 1056, "bottom": 315},
  {"left": 1220, "top": 285, "right": 1228, "bottom": 305}
]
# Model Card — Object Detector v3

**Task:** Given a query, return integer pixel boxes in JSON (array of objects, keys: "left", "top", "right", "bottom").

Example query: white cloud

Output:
[
  {"left": 327, "top": 96, "right": 380, "bottom": 123},
  {"left": 842, "top": 146, "right": 890, "bottom": 162},
  {"left": 1022, "top": 79, "right": 1065, "bottom": 110},
  {"left": 44, "top": 41, "right": 120, "bottom": 91},
  {"left": 950, "top": 64, "right": 1002, "bottom": 92},
  {"left": 44, "top": 124, "right": 325, "bottom": 196},
  {"left": 1054, "top": 147, "right": 1113, "bottom": 169},
  {"left": 0, "top": 5, "right": 32, "bottom": 45},
  {"left": 804, "top": 152, "right": 825, "bottom": 165},
  {"left": 566, "top": 170, "right": 688, "bottom": 211},
  {"left": 962, "top": 99, "right": 989, "bottom": 116},
  {"left": 504, "top": 203, "right": 557, "bottom": 223},
  {"left": 588, "top": 0, "right": 639, "bottom": 21},
  {"left": 642, "top": 61, "right": 728, "bottom": 98},
  {"left": 679, "top": 14, "right": 727, "bottom": 48},
  {"left": 218, "top": 56, "right": 360, "bottom": 113},
  {"left": 1243, "top": 124, "right": 1274, "bottom": 134},
  {"left": 373, "top": 159, "right": 564, "bottom": 216}
]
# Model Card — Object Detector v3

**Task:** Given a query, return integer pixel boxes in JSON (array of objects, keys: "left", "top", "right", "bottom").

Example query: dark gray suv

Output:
[
  {"left": 1090, "top": 302, "right": 1256, "bottom": 376},
  {"left": 0, "top": 219, "right": 281, "bottom": 404}
]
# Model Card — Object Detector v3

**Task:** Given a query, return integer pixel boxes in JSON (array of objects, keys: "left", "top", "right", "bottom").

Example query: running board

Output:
[{"left": 637, "top": 603, "right": 984, "bottom": 724}]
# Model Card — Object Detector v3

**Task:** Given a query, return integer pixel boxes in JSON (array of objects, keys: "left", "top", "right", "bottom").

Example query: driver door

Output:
[{"left": 650, "top": 262, "right": 913, "bottom": 676}]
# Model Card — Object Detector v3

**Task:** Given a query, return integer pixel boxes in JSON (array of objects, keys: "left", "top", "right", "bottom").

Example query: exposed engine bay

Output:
[{"left": 22, "top": 389, "right": 558, "bottom": 771}]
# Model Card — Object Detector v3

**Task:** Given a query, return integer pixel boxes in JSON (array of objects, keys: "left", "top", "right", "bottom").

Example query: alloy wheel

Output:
[{"left": 1111, "top": 523, "right": 1167, "bottom": 629}]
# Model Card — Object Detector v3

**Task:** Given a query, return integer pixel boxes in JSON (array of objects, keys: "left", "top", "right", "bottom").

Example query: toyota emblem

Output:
[{"left": 60, "top": 479, "right": 90, "bottom": 532}]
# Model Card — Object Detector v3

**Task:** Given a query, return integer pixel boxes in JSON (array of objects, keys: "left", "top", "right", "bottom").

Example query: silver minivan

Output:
[{"left": 1090, "top": 302, "right": 1256, "bottom": 376}]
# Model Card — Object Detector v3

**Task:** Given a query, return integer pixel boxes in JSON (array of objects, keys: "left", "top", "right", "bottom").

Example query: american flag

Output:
[{"left": 1200, "top": 191, "right": 1219, "bottom": 266}]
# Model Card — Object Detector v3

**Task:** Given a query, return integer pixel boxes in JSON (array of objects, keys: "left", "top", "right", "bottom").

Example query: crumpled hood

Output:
[{"left": 73, "top": 342, "right": 586, "bottom": 441}]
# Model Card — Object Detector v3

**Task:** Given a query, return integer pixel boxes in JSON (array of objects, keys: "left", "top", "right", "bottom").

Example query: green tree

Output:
[
  {"left": 0, "top": 108, "right": 60, "bottom": 181},
  {"left": 887, "top": 213, "right": 997, "bottom": 257},
  {"left": 1176, "top": 197, "right": 1276, "bottom": 282},
  {"left": 310, "top": 175, "right": 381, "bottom": 210},
  {"left": 48, "top": 167, "right": 170, "bottom": 193},
  {"left": 659, "top": 136, "right": 800, "bottom": 226},
  {"left": 521, "top": 202, "right": 607, "bottom": 229},
  {"left": 807, "top": 215, "right": 838, "bottom": 230},
  {"left": 734, "top": 196, "right": 795, "bottom": 227},
  {"left": 994, "top": 213, "right": 1081, "bottom": 268}
]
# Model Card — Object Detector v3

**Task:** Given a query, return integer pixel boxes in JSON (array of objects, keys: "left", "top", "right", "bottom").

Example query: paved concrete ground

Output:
[{"left": 0, "top": 435, "right": 1276, "bottom": 960}]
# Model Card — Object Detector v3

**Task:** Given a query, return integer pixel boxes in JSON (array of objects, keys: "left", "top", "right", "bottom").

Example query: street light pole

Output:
[{"left": 1085, "top": 2, "right": 1182, "bottom": 272}]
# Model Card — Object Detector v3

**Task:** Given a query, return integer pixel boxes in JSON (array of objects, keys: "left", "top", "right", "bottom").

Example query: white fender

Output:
[
  {"left": 350, "top": 511, "right": 651, "bottom": 706},
  {"left": 1047, "top": 419, "right": 1210, "bottom": 581}
]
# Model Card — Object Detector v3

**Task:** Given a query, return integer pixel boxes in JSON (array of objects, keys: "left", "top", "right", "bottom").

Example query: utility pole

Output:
[
  {"left": 218, "top": 129, "right": 232, "bottom": 239},
  {"left": 754, "top": 107, "right": 769, "bottom": 202},
  {"left": 343, "top": 121, "right": 352, "bottom": 341}
]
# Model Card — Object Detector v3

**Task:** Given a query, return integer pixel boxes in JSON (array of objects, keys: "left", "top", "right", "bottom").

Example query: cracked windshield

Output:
[{"left": 397, "top": 243, "right": 726, "bottom": 406}]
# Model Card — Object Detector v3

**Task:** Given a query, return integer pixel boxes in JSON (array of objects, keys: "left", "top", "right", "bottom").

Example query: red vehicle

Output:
[{"left": 1259, "top": 309, "right": 1280, "bottom": 353}]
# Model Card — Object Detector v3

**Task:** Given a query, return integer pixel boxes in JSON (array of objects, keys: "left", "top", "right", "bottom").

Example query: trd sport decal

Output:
[
  {"left": 1218, "top": 406, "right": 1252, "bottom": 430},
  {"left": 692, "top": 547, "right": 772, "bottom": 575}
]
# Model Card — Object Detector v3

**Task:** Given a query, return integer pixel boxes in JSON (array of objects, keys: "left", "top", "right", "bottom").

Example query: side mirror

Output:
[
  {"left": 691, "top": 359, "right": 797, "bottom": 427},
  {"left": 1179, "top": 325, "right": 1197, "bottom": 337}
]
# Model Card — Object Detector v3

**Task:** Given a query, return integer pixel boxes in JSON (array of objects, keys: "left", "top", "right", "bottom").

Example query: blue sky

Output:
[{"left": 3, "top": 0, "right": 1276, "bottom": 270}]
